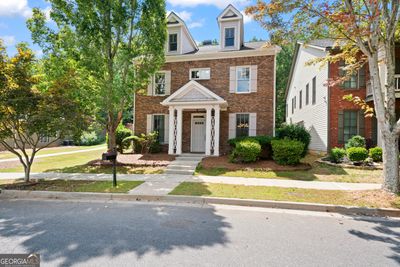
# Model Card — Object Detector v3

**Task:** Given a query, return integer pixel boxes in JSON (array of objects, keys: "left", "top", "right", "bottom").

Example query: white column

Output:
[
  {"left": 214, "top": 106, "right": 220, "bottom": 156},
  {"left": 168, "top": 107, "right": 175, "bottom": 154},
  {"left": 176, "top": 107, "right": 183, "bottom": 154},
  {"left": 205, "top": 107, "right": 212, "bottom": 156}
]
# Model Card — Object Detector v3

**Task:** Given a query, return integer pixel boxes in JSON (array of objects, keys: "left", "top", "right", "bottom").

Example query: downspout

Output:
[{"left": 327, "top": 53, "right": 331, "bottom": 152}]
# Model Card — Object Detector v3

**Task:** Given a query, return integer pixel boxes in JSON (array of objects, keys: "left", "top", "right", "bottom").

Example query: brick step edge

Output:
[{"left": 1, "top": 189, "right": 399, "bottom": 218}]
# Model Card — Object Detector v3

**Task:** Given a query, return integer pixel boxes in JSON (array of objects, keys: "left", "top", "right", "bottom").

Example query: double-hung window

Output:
[
  {"left": 225, "top": 28, "right": 235, "bottom": 47},
  {"left": 154, "top": 72, "right": 166, "bottom": 95},
  {"left": 312, "top": 77, "right": 316, "bottom": 104},
  {"left": 299, "top": 90, "right": 303, "bottom": 109},
  {"left": 169, "top": 33, "right": 178, "bottom": 52},
  {"left": 236, "top": 114, "right": 249, "bottom": 137},
  {"left": 190, "top": 68, "right": 210, "bottom": 80},
  {"left": 236, "top": 67, "right": 250, "bottom": 93},
  {"left": 339, "top": 61, "right": 366, "bottom": 89},
  {"left": 153, "top": 115, "right": 165, "bottom": 143},
  {"left": 338, "top": 110, "right": 365, "bottom": 144},
  {"left": 306, "top": 83, "right": 309, "bottom": 105}
]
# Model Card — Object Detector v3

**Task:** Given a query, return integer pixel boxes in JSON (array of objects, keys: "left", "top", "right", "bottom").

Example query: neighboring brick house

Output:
[
  {"left": 286, "top": 39, "right": 400, "bottom": 152},
  {"left": 134, "top": 5, "right": 280, "bottom": 156}
]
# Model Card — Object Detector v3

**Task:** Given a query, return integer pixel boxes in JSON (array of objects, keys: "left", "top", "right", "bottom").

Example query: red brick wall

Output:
[{"left": 135, "top": 55, "right": 275, "bottom": 154}]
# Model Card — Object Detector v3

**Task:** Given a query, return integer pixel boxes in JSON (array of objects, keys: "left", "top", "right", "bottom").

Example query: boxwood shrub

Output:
[
  {"left": 345, "top": 135, "right": 366, "bottom": 149},
  {"left": 329, "top": 147, "right": 346, "bottom": 163},
  {"left": 271, "top": 139, "right": 305, "bottom": 165},
  {"left": 347, "top": 147, "right": 368, "bottom": 163},
  {"left": 276, "top": 124, "right": 311, "bottom": 157},
  {"left": 228, "top": 135, "right": 275, "bottom": 159},
  {"left": 229, "top": 139, "right": 262, "bottom": 163},
  {"left": 369, "top": 147, "right": 383, "bottom": 162}
]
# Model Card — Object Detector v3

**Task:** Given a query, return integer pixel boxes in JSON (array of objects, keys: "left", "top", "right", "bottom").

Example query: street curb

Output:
[{"left": 1, "top": 189, "right": 399, "bottom": 218}]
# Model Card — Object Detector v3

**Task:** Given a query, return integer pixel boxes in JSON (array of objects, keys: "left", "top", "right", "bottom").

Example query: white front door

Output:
[{"left": 191, "top": 114, "right": 206, "bottom": 152}]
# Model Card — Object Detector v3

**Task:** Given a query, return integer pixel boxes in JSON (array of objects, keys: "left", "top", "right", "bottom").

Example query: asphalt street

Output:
[{"left": 0, "top": 199, "right": 399, "bottom": 267}]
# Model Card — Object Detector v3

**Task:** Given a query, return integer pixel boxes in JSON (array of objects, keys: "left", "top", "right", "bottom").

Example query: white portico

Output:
[{"left": 161, "top": 80, "right": 227, "bottom": 156}]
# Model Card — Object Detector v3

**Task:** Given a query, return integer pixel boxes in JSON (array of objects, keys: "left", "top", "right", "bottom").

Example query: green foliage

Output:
[
  {"left": 369, "top": 147, "right": 383, "bottom": 162},
  {"left": 76, "top": 131, "right": 105, "bottom": 146},
  {"left": 345, "top": 135, "right": 366, "bottom": 149},
  {"left": 116, "top": 124, "right": 132, "bottom": 153},
  {"left": 276, "top": 124, "right": 311, "bottom": 157},
  {"left": 228, "top": 135, "right": 275, "bottom": 159},
  {"left": 329, "top": 147, "right": 346, "bottom": 163},
  {"left": 123, "top": 132, "right": 158, "bottom": 154},
  {"left": 271, "top": 139, "right": 304, "bottom": 165},
  {"left": 347, "top": 147, "right": 369, "bottom": 163},
  {"left": 229, "top": 139, "right": 262, "bottom": 163}
]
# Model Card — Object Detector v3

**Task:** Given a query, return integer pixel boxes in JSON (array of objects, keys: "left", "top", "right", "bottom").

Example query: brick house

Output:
[
  {"left": 285, "top": 39, "right": 400, "bottom": 152},
  {"left": 134, "top": 5, "right": 280, "bottom": 156}
]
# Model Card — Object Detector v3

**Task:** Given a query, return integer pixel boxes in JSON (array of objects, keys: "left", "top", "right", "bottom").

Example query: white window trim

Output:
[
  {"left": 167, "top": 30, "right": 180, "bottom": 54},
  {"left": 235, "top": 65, "right": 251, "bottom": 94},
  {"left": 189, "top": 68, "right": 211, "bottom": 80},
  {"left": 223, "top": 26, "right": 236, "bottom": 50},
  {"left": 153, "top": 71, "right": 168, "bottom": 96}
]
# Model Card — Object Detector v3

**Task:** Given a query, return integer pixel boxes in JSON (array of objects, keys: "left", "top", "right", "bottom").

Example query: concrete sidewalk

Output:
[{"left": 0, "top": 172, "right": 382, "bottom": 194}]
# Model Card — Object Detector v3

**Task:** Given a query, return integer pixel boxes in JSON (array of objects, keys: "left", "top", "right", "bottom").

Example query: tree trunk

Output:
[
  {"left": 107, "top": 127, "right": 117, "bottom": 151},
  {"left": 24, "top": 164, "right": 31, "bottom": 183},
  {"left": 381, "top": 132, "right": 400, "bottom": 193}
]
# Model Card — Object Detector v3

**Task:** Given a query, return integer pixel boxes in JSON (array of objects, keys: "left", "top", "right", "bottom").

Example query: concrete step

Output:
[
  {"left": 164, "top": 169, "right": 195, "bottom": 175},
  {"left": 176, "top": 156, "right": 204, "bottom": 161},
  {"left": 180, "top": 153, "right": 205, "bottom": 156},
  {"left": 166, "top": 165, "right": 197, "bottom": 171}
]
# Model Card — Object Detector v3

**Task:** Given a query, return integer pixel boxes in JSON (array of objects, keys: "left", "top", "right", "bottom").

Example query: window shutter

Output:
[
  {"left": 338, "top": 111, "right": 344, "bottom": 144},
  {"left": 358, "top": 111, "right": 365, "bottom": 137},
  {"left": 229, "top": 113, "right": 236, "bottom": 139},
  {"left": 146, "top": 114, "right": 152, "bottom": 134},
  {"left": 250, "top": 65, "right": 258, "bottom": 92},
  {"left": 359, "top": 65, "right": 366, "bottom": 87},
  {"left": 229, "top": 66, "right": 236, "bottom": 93},
  {"left": 164, "top": 114, "right": 169, "bottom": 144},
  {"left": 249, "top": 113, "right": 257, "bottom": 136},
  {"left": 147, "top": 76, "right": 153, "bottom": 96},
  {"left": 165, "top": 71, "right": 171, "bottom": 95}
]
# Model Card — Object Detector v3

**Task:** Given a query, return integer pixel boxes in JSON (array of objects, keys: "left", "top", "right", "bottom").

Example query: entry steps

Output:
[{"left": 165, "top": 153, "right": 205, "bottom": 175}]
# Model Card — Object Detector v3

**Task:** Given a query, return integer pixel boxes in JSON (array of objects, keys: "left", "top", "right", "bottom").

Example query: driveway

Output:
[{"left": 0, "top": 200, "right": 399, "bottom": 266}]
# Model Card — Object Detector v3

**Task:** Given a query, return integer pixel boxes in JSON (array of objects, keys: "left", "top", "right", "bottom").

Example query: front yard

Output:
[{"left": 196, "top": 154, "right": 382, "bottom": 184}]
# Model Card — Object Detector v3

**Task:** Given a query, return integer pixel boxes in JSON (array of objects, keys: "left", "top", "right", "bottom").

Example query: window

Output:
[
  {"left": 339, "top": 61, "right": 366, "bottom": 89},
  {"left": 190, "top": 68, "right": 210, "bottom": 80},
  {"left": 39, "top": 136, "right": 50, "bottom": 143},
  {"left": 286, "top": 104, "right": 288, "bottom": 118},
  {"left": 154, "top": 72, "right": 166, "bottom": 95},
  {"left": 153, "top": 115, "right": 165, "bottom": 143},
  {"left": 312, "top": 77, "right": 316, "bottom": 104},
  {"left": 339, "top": 110, "right": 365, "bottom": 144},
  {"left": 225, "top": 28, "right": 235, "bottom": 47},
  {"left": 236, "top": 114, "right": 249, "bottom": 137},
  {"left": 236, "top": 67, "right": 250, "bottom": 93},
  {"left": 169, "top": 33, "right": 178, "bottom": 52},
  {"left": 291, "top": 98, "right": 294, "bottom": 114},
  {"left": 306, "top": 83, "right": 309, "bottom": 105},
  {"left": 299, "top": 90, "right": 302, "bottom": 109}
]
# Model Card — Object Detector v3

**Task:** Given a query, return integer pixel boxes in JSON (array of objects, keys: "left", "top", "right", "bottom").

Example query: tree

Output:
[
  {"left": 0, "top": 42, "right": 91, "bottom": 182},
  {"left": 27, "top": 0, "right": 167, "bottom": 151},
  {"left": 246, "top": 1, "right": 400, "bottom": 193}
]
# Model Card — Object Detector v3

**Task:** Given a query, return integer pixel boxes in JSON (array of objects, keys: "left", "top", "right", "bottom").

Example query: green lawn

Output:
[
  {"left": 0, "top": 149, "right": 163, "bottom": 174},
  {"left": 0, "top": 179, "right": 143, "bottom": 193},
  {"left": 170, "top": 182, "right": 400, "bottom": 209},
  {"left": 196, "top": 155, "right": 382, "bottom": 184},
  {"left": 0, "top": 144, "right": 106, "bottom": 160}
]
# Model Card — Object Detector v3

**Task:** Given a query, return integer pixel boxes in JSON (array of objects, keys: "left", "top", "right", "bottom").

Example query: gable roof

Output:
[
  {"left": 217, "top": 4, "right": 243, "bottom": 21},
  {"left": 161, "top": 80, "right": 227, "bottom": 107},
  {"left": 167, "top": 11, "right": 199, "bottom": 51}
]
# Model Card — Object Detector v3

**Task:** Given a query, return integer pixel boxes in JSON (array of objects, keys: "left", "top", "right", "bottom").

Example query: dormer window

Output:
[
  {"left": 169, "top": 33, "right": 178, "bottom": 52},
  {"left": 225, "top": 28, "right": 235, "bottom": 47}
]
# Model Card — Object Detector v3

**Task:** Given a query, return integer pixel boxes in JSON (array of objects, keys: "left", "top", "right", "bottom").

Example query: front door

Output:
[{"left": 191, "top": 114, "right": 206, "bottom": 152}]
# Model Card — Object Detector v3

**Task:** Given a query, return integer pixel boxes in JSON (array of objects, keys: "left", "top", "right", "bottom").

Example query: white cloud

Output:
[
  {"left": 0, "top": 0, "right": 32, "bottom": 18},
  {"left": 43, "top": 6, "right": 52, "bottom": 22},
  {"left": 241, "top": 10, "right": 252, "bottom": 24},
  {"left": 188, "top": 21, "right": 203, "bottom": 29},
  {"left": 0, "top": 35, "right": 16, "bottom": 47},
  {"left": 175, "top": 10, "right": 192, "bottom": 21},
  {"left": 34, "top": 49, "right": 43, "bottom": 57},
  {"left": 167, "top": 0, "right": 250, "bottom": 9}
]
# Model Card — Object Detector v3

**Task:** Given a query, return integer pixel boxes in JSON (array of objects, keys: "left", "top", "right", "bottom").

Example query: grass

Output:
[
  {"left": 170, "top": 182, "right": 400, "bottom": 209},
  {"left": 0, "top": 149, "right": 163, "bottom": 174},
  {"left": 0, "top": 179, "right": 144, "bottom": 193},
  {"left": 0, "top": 144, "right": 106, "bottom": 160},
  {"left": 196, "top": 154, "right": 382, "bottom": 184}
]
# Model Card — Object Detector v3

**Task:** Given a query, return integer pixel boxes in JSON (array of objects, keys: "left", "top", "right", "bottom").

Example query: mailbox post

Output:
[{"left": 102, "top": 149, "right": 118, "bottom": 187}]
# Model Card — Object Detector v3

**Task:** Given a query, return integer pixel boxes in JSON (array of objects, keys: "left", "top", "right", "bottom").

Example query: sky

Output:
[{"left": 0, "top": 0, "right": 268, "bottom": 56}]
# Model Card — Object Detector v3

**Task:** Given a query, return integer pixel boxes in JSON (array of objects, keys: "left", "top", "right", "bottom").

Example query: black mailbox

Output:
[{"left": 102, "top": 151, "right": 117, "bottom": 161}]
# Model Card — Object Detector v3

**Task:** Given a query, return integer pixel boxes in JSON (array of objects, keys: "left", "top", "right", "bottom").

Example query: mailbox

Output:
[{"left": 102, "top": 151, "right": 117, "bottom": 161}]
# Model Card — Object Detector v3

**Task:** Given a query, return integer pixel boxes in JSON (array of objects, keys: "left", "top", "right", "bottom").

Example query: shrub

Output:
[
  {"left": 369, "top": 147, "right": 383, "bottom": 162},
  {"left": 345, "top": 135, "right": 366, "bottom": 149},
  {"left": 329, "top": 147, "right": 346, "bottom": 163},
  {"left": 123, "top": 132, "right": 158, "bottom": 154},
  {"left": 276, "top": 124, "right": 311, "bottom": 157},
  {"left": 229, "top": 139, "right": 262, "bottom": 163},
  {"left": 271, "top": 139, "right": 305, "bottom": 165},
  {"left": 116, "top": 124, "right": 133, "bottom": 153},
  {"left": 75, "top": 131, "right": 105, "bottom": 146},
  {"left": 347, "top": 147, "right": 368, "bottom": 163},
  {"left": 228, "top": 135, "right": 275, "bottom": 159}
]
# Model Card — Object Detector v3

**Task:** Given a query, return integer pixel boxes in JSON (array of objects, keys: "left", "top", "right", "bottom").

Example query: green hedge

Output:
[
  {"left": 228, "top": 135, "right": 275, "bottom": 159},
  {"left": 276, "top": 124, "right": 311, "bottom": 157},
  {"left": 345, "top": 135, "right": 366, "bottom": 149},
  {"left": 116, "top": 124, "right": 133, "bottom": 153},
  {"left": 229, "top": 139, "right": 262, "bottom": 163},
  {"left": 347, "top": 147, "right": 368, "bottom": 163},
  {"left": 76, "top": 131, "right": 105, "bottom": 146},
  {"left": 329, "top": 147, "right": 346, "bottom": 163},
  {"left": 271, "top": 139, "right": 304, "bottom": 165},
  {"left": 369, "top": 147, "right": 383, "bottom": 162}
]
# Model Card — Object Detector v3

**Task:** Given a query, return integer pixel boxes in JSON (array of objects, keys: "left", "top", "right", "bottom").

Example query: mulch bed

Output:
[
  {"left": 200, "top": 155, "right": 311, "bottom": 171},
  {"left": 88, "top": 153, "right": 176, "bottom": 167},
  {"left": 317, "top": 159, "right": 383, "bottom": 170}
]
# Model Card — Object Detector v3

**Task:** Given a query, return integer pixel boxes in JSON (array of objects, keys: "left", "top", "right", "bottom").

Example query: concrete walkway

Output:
[
  {"left": 0, "top": 146, "right": 105, "bottom": 163},
  {"left": 0, "top": 172, "right": 382, "bottom": 194}
]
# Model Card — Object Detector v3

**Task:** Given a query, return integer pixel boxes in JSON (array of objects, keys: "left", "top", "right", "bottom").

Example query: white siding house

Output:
[{"left": 285, "top": 42, "right": 329, "bottom": 152}]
